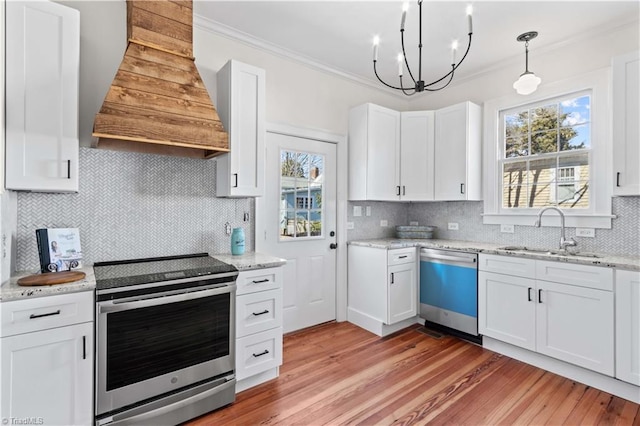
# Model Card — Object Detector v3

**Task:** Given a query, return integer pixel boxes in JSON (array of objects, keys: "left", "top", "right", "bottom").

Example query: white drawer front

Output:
[
  {"left": 387, "top": 248, "right": 416, "bottom": 266},
  {"left": 536, "top": 260, "right": 613, "bottom": 291},
  {"left": 236, "top": 327, "right": 283, "bottom": 380},
  {"left": 236, "top": 267, "right": 282, "bottom": 295},
  {"left": 479, "top": 254, "right": 536, "bottom": 277},
  {"left": 236, "top": 289, "right": 282, "bottom": 338},
  {"left": 1, "top": 291, "right": 93, "bottom": 337}
]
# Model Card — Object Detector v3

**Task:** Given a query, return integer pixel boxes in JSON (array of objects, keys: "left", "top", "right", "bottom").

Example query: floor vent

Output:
[{"left": 416, "top": 327, "right": 444, "bottom": 339}]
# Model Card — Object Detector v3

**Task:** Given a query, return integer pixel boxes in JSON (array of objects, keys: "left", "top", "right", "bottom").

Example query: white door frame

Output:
[{"left": 256, "top": 122, "right": 347, "bottom": 324}]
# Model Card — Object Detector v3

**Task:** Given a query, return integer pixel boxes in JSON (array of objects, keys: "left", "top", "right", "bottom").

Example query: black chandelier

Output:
[{"left": 372, "top": 1, "right": 473, "bottom": 95}]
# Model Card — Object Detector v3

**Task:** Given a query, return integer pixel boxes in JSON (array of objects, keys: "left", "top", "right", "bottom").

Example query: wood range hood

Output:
[{"left": 92, "top": 0, "right": 228, "bottom": 159}]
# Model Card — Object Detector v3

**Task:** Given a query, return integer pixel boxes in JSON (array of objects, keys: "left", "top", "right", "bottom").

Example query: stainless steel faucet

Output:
[{"left": 534, "top": 206, "right": 577, "bottom": 250}]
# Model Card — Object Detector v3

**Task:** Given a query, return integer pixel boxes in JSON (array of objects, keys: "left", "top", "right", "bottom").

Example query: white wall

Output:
[{"left": 409, "top": 21, "right": 640, "bottom": 110}]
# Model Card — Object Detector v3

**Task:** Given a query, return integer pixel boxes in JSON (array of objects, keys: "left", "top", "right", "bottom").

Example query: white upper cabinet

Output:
[
  {"left": 5, "top": 0, "right": 80, "bottom": 192},
  {"left": 349, "top": 103, "right": 400, "bottom": 201},
  {"left": 216, "top": 60, "right": 266, "bottom": 197},
  {"left": 434, "top": 101, "right": 482, "bottom": 201},
  {"left": 348, "top": 102, "right": 480, "bottom": 202},
  {"left": 400, "top": 111, "right": 435, "bottom": 201},
  {"left": 612, "top": 50, "right": 640, "bottom": 196}
]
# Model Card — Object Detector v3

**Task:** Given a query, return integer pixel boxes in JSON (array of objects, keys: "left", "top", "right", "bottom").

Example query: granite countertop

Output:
[
  {"left": 211, "top": 252, "right": 287, "bottom": 271},
  {"left": 0, "top": 266, "right": 96, "bottom": 302},
  {"left": 1, "top": 252, "right": 286, "bottom": 303},
  {"left": 349, "top": 238, "right": 640, "bottom": 271}
]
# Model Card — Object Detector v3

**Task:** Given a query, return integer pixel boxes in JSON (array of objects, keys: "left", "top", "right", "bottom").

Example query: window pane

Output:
[
  {"left": 505, "top": 136, "right": 528, "bottom": 157},
  {"left": 295, "top": 211, "right": 309, "bottom": 238},
  {"left": 560, "top": 95, "right": 590, "bottom": 126},
  {"left": 528, "top": 157, "right": 556, "bottom": 208},
  {"left": 505, "top": 112, "right": 528, "bottom": 138},
  {"left": 531, "top": 104, "right": 558, "bottom": 133},
  {"left": 502, "top": 185, "right": 527, "bottom": 208},
  {"left": 503, "top": 161, "right": 527, "bottom": 184},
  {"left": 280, "top": 210, "right": 296, "bottom": 238},
  {"left": 561, "top": 124, "right": 590, "bottom": 150},
  {"left": 310, "top": 210, "right": 322, "bottom": 236},
  {"left": 531, "top": 130, "right": 558, "bottom": 154},
  {"left": 558, "top": 180, "right": 589, "bottom": 208},
  {"left": 281, "top": 151, "right": 303, "bottom": 178}
]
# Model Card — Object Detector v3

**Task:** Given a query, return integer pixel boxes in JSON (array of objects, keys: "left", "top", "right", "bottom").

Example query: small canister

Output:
[{"left": 231, "top": 227, "right": 245, "bottom": 255}]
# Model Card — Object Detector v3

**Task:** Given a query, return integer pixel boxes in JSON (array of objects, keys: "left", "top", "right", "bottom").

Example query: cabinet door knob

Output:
[{"left": 329, "top": 243, "right": 337, "bottom": 250}]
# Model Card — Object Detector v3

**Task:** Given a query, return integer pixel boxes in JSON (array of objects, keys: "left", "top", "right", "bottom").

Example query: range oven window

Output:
[{"left": 106, "top": 293, "right": 230, "bottom": 391}]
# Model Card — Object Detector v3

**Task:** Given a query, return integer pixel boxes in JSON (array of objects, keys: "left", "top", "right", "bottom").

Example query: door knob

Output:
[{"left": 329, "top": 243, "right": 338, "bottom": 250}]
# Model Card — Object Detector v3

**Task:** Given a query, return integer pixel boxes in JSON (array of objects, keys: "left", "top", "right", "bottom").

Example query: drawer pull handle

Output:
[
  {"left": 252, "top": 349, "right": 270, "bottom": 358},
  {"left": 29, "top": 310, "right": 61, "bottom": 319},
  {"left": 398, "top": 255, "right": 408, "bottom": 259},
  {"left": 538, "top": 289, "right": 543, "bottom": 304},
  {"left": 252, "top": 310, "right": 270, "bottom": 316},
  {"left": 82, "top": 336, "right": 87, "bottom": 360},
  {"left": 252, "top": 279, "right": 270, "bottom": 284},
  {"left": 527, "top": 287, "right": 533, "bottom": 302}
]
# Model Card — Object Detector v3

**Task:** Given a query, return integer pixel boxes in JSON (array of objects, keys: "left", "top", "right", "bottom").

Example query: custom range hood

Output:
[{"left": 92, "top": 0, "right": 228, "bottom": 158}]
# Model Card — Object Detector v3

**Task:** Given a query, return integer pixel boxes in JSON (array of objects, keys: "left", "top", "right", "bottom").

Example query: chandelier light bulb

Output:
[
  {"left": 373, "top": 36, "right": 380, "bottom": 61},
  {"left": 451, "top": 40, "right": 459, "bottom": 64},
  {"left": 402, "top": 2, "right": 410, "bottom": 12},
  {"left": 401, "top": 3, "right": 409, "bottom": 30},
  {"left": 397, "top": 53, "right": 404, "bottom": 76}
]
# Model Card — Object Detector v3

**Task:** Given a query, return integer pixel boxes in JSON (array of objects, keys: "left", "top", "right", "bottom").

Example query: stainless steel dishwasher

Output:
[{"left": 419, "top": 248, "right": 481, "bottom": 344}]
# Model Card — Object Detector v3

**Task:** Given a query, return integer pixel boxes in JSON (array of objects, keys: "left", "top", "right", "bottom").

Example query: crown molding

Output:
[
  {"left": 193, "top": 14, "right": 407, "bottom": 99},
  {"left": 194, "top": 13, "right": 639, "bottom": 103}
]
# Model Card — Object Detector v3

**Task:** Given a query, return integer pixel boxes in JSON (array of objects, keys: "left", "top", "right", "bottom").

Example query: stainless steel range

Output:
[{"left": 93, "top": 253, "right": 238, "bottom": 426}]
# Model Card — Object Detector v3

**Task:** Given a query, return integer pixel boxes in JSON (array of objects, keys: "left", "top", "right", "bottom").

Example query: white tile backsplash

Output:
[
  {"left": 348, "top": 198, "right": 639, "bottom": 256},
  {"left": 16, "top": 147, "right": 254, "bottom": 271}
]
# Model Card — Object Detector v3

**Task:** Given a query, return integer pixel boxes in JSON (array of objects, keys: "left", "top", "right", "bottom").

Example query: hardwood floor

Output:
[{"left": 187, "top": 322, "right": 640, "bottom": 425}]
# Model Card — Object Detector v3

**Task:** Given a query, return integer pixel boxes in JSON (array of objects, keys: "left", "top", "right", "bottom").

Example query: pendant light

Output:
[{"left": 513, "top": 31, "right": 541, "bottom": 95}]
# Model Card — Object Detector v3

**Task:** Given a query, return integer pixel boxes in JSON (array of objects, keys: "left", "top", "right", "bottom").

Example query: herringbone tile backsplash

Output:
[{"left": 17, "top": 148, "right": 254, "bottom": 271}]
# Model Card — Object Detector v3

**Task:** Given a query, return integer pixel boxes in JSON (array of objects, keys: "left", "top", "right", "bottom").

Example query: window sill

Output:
[{"left": 482, "top": 213, "right": 615, "bottom": 229}]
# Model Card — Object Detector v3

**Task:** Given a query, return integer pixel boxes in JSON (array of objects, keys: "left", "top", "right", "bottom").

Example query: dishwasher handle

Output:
[{"left": 420, "top": 250, "right": 477, "bottom": 265}]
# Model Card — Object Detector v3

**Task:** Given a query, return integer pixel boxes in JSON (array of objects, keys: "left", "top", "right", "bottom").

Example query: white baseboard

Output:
[
  {"left": 236, "top": 367, "right": 279, "bottom": 393},
  {"left": 347, "top": 307, "right": 420, "bottom": 337},
  {"left": 484, "top": 337, "right": 640, "bottom": 404}
]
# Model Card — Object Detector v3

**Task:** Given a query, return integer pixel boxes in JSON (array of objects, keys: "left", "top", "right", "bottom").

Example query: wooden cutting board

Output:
[{"left": 17, "top": 271, "right": 86, "bottom": 286}]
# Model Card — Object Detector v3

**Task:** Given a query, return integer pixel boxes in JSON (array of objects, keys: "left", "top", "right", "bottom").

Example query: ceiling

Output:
[{"left": 193, "top": 1, "right": 640, "bottom": 94}]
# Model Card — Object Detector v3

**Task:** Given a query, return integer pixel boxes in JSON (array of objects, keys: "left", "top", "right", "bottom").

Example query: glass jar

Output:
[{"left": 231, "top": 227, "right": 245, "bottom": 255}]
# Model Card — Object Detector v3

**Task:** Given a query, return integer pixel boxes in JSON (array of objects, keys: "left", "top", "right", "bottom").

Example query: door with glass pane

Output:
[{"left": 257, "top": 130, "right": 337, "bottom": 333}]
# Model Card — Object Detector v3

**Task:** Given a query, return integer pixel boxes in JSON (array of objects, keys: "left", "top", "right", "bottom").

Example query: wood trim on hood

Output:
[{"left": 92, "top": 0, "right": 228, "bottom": 158}]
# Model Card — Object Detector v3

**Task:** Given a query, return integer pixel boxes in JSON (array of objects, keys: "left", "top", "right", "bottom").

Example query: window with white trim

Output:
[
  {"left": 500, "top": 92, "right": 591, "bottom": 211},
  {"left": 482, "top": 69, "right": 613, "bottom": 229}
]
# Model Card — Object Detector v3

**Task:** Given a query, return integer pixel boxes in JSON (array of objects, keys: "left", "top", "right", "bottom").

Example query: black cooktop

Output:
[{"left": 93, "top": 253, "right": 238, "bottom": 291}]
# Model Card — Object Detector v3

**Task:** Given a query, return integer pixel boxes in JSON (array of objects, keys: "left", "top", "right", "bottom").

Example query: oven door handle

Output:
[{"left": 98, "top": 285, "right": 235, "bottom": 314}]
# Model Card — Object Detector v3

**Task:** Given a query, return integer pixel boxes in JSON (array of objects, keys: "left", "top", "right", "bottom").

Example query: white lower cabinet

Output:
[
  {"left": 615, "top": 269, "right": 640, "bottom": 385},
  {"left": 0, "top": 292, "right": 94, "bottom": 426},
  {"left": 348, "top": 245, "right": 417, "bottom": 336},
  {"left": 235, "top": 267, "right": 283, "bottom": 392},
  {"left": 479, "top": 254, "right": 614, "bottom": 376}
]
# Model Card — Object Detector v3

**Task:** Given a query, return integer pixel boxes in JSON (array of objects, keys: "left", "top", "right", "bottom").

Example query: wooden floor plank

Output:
[{"left": 186, "top": 322, "right": 640, "bottom": 426}]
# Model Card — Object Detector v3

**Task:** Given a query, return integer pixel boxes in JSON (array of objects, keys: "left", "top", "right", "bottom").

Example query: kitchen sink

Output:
[{"left": 497, "top": 246, "right": 602, "bottom": 259}]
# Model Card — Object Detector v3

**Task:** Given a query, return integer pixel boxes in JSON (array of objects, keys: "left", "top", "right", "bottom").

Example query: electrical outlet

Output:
[
  {"left": 353, "top": 206, "right": 362, "bottom": 217},
  {"left": 448, "top": 222, "right": 459, "bottom": 230},
  {"left": 380, "top": 220, "right": 388, "bottom": 227},
  {"left": 500, "top": 224, "right": 515, "bottom": 234},
  {"left": 576, "top": 228, "right": 595, "bottom": 238},
  {"left": 410, "top": 221, "right": 419, "bottom": 226},
  {"left": 366, "top": 206, "right": 372, "bottom": 216},
  {"left": 346, "top": 222, "right": 355, "bottom": 230}
]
